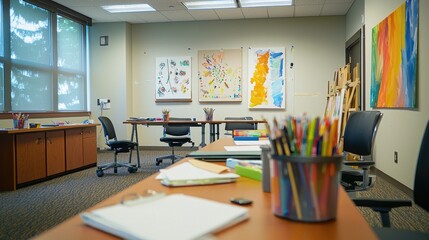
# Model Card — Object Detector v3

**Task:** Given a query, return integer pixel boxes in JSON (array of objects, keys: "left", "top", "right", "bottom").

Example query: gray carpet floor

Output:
[{"left": 0, "top": 150, "right": 428, "bottom": 240}]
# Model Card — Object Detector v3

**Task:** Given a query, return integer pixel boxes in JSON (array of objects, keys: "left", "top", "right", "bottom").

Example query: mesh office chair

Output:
[
  {"left": 353, "top": 120, "right": 429, "bottom": 239},
  {"left": 97, "top": 116, "right": 139, "bottom": 177},
  {"left": 224, "top": 117, "right": 256, "bottom": 136},
  {"left": 341, "top": 111, "right": 383, "bottom": 191},
  {"left": 156, "top": 117, "right": 194, "bottom": 166}
]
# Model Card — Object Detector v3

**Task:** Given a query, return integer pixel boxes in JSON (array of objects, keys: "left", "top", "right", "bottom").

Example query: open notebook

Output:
[{"left": 81, "top": 194, "right": 249, "bottom": 240}]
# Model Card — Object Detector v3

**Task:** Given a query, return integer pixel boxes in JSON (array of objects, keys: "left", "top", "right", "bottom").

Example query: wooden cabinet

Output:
[
  {"left": 65, "top": 128, "right": 84, "bottom": 170},
  {"left": 83, "top": 127, "right": 97, "bottom": 165},
  {"left": 46, "top": 131, "right": 65, "bottom": 176},
  {"left": 65, "top": 127, "right": 98, "bottom": 170},
  {"left": 0, "top": 124, "right": 98, "bottom": 191},
  {"left": 16, "top": 132, "right": 46, "bottom": 184}
]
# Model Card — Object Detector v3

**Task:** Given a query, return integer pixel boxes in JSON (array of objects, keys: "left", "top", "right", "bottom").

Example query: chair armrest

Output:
[
  {"left": 353, "top": 198, "right": 412, "bottom": 209},
  {"left": 343, "top": 160, "right": 375, "bottom": 167},
  {"left": 352, "top": 198, "right": 412, "bottom": 228}
]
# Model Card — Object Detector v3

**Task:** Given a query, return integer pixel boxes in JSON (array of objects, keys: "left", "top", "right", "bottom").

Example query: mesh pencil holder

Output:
[{"left": 270, "top": 155, "right": 342, "bottom": 222}]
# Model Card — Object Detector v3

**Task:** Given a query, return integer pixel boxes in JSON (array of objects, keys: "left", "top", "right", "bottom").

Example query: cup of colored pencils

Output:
[
  {"left": 162, "top": 109, "right": 170, "bottom": 121},
  {"left": 265, "top": 115, "right": 342, "bottom": 222}
]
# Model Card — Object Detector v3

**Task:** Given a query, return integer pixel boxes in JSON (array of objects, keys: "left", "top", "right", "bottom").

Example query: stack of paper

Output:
[
  {"left": 156, "top": 160, "right": 240, "bottom": 186},
  {"left": 81, "top": 194, "right": 249, "bottom": 240}
]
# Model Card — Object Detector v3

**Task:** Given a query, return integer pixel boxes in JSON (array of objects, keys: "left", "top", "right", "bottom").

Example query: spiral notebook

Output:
[{"left": 81, "top": 194, "right": 249, "bottom": 240}]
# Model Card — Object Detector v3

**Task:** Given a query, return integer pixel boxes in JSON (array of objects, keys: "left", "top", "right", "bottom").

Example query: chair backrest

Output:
[
  {"left": 165, "top": 117, "right": 191, "bottom": 136},
  {"left": 414, "top": 120, "right": 429, "bottom": 212},
  {"left": 98, "top": 116, "right": 117, "bottom": 143},
  {"left": 343, "top": 111, "right": 383, "bottom": 157},
  {"left": 224, "top": 117, "right": 256, "bottom": 132}
]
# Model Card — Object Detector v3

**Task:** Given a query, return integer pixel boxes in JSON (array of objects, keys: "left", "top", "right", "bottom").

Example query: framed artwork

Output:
[
  {"left": 156, "top": 57, "right": 192, "bottom": 102},
  {"left": 198, "top": 49, "right": 242, "bottom": 102},
  {"left": 370, "top": 0, "right": 418, "bottom": 108},
  {"left": 248, "top": 47, "right": 286, "bottom": 109}
]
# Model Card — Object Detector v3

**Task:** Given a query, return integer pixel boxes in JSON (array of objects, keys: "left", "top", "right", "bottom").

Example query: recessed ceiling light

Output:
[
  {"left": 183, "top": 0, "right": 237, "bottom": 10},
  {"left": 240, "top": 0, "right": 294, "bottom": 8},
  {"left": 101, "top": 4, "right": 155, "bottom": 13}
]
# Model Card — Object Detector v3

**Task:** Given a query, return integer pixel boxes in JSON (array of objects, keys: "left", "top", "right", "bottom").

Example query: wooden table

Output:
[
  {"left": 124, "top": 119, "right": 266, "bottom": 148},
  {"left": 34, "top": 138, "right": 377, "bottom": 240}
]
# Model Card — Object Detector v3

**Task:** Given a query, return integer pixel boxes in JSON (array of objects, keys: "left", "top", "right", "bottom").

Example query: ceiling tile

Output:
[
  {"left": 188, "top": 10, "right": 220, "bottom": 21},
  {"left": 241, "top": 7, "right": 268, "bottom": 19},
  {"left": 268, "top": 6, "right": 295, "bottom": 18},
  {"left": 159, "top": 10, "right": 195, "bottom": 22},
  {"left": 294, "top": 0, "right": 324, "bottom": 6},
  {"left": 294, "top": 5, "right": 322, "bottom": 17},
  {"left": 51, "top": 0, "right": 355, "bottom": 23},
  {"left": 321, "top": 3, "right": 353, "bottom": 16},
  {"left": 215, "top": 9, "right": 245, "bottom": 20}
]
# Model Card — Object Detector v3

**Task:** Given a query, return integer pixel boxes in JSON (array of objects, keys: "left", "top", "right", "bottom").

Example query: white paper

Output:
[
  {"left": 82, "top": 194, "right": 249, "bottom": 240},
  {"left": 224, "top": 145, "right": 262, "bottom": 152},
  {"left": 156, "top": 162, "right": 239, "bottom": 181}
]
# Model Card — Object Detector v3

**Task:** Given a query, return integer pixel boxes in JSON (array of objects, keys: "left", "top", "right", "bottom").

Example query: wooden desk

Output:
[
  {"left": 0, "top": 124, "right": 98, "bottom": 191},
  {"left": 34, "top": 138, "right": 377, "bottom": 240}
]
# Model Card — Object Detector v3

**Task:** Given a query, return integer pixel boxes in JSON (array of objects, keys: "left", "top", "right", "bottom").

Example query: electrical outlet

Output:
[
  {"left": 97, "top": 98, "right": 111, "bottom": 110},
  {"left": 394, "top": 151, "right": 398, "bottom": 164}
]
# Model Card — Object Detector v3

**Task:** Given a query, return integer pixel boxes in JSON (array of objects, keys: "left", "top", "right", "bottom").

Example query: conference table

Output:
[
  {"left": 123, "top": 118, "right": 266, "bottom": 148},
  {"left": 34, "top": 138, "right": 377, "bottom": 240}
]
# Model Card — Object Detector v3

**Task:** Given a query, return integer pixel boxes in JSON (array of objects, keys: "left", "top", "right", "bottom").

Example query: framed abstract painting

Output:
[
  {"left": 198, "top": 49, "right": 242, "bottom": 102},
  {"left": 155, "top": 56, "right": 192, "bottom": 102},
  {"left": 370, "top": 0, "right": 418, "bottom": 108},
  {"left": 248, "top": 47, "right": 286, "bottom": 109}
]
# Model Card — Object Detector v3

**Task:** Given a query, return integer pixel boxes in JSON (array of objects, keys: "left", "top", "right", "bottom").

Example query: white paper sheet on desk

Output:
[
  {"left": 156, "top": 162, "right": 239, "bottom": 181},
  {"left": 234, "top": 140, "right": 270, "bottom": 146},
  {"left": 81, "top": 194, "right": 249, "bottom": 240},
  {"left": 224, "top": 145, "right": 262, "bottom": 152}
]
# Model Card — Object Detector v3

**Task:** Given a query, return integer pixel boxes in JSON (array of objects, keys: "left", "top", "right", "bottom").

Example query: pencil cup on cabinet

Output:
[{"left": 270, "top": 155, "right": 342, "bottom": 222}]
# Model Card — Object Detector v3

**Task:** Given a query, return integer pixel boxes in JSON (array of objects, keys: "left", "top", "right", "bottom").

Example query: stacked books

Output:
[{"left": 233, "top": 129, "right": 269, "bottom": 141}]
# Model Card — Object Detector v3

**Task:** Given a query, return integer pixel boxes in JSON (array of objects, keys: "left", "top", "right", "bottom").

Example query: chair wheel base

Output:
[
  {"left": 128, "top": 166, "right": 138, "bottom": 173},
  {"left": 96, "top": 169, "right": 104, "bottom": 177}
]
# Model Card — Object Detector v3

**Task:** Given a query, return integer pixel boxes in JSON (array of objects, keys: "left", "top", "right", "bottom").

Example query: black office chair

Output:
[
  {"left": 341, "top": 111, "right": 383, "bottom": 191},
  {"left": 97, "top": 116, "right": 139, "bottom": 177},
  {"left": 156, "top": 117, "right": 194, "bottom": 166},
  {"left": 353, "top": 120, "right": 429, "bottom": 239},
  {"left": 224, "top": 117, "right": 256, "bottom": 136}
]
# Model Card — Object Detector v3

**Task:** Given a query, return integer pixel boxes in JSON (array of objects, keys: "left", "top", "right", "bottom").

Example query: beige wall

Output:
[
  {"left": 129, "top": 17, "right": 345, "bottom": 146},
  {"left": 89, "top": 22, "right": 132, "bottom": 148},
  {"left": 361, "top": 0, "right": 429, "bottom": 188}
]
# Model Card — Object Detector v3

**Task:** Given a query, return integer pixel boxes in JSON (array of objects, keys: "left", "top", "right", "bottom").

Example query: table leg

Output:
[
  {"left": 200, "top": 123, "right": 206, "bottom": 147},
  {"left": 130, "top": 124, "right": 141, "bottom": 168}
]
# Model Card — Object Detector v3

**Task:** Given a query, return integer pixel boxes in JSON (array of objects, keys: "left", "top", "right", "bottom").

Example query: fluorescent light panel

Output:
[
  {"left": 102, "top": 4, "right": 155, "bottom": 13},
  {"left": 183, "top": 0, "right": 237, "bottom": 10},
  {"left": 240, "top": 0, "right": 294, "bottom": 8}
]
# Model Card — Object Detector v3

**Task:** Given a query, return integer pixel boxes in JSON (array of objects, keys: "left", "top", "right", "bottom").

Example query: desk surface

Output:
[
  {"left": 123, "top": 119, "right": 266, "bottom": 124},
  {"left": 35, "top": 138, "right": 377, "bottom": 240}
]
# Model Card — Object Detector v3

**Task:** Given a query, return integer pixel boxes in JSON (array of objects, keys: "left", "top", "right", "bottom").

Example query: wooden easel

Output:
[{"left": 324, "top": 63, "right": 360, "bottom": 152}]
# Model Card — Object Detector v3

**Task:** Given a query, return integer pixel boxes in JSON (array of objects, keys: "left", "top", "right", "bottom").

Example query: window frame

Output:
[{"left": 0, "top": 0, "right": 91, "bottom": 118}]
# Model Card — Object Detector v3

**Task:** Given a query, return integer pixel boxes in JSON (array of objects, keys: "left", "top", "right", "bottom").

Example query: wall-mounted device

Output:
[{"left": 97, "top": 98, "right": 111, "bottom": 110}]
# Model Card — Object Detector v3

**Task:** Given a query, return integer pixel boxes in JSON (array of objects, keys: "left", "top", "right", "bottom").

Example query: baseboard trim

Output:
[
  {"left": 374, "top": 168, "right": 413, "bottom": 199},
  {"left": 98, "top": 146, "right": 198, "bottom": 152}
]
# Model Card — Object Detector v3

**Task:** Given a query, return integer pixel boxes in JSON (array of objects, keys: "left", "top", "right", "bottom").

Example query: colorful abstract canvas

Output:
[
  {"left": 248, "top": 47, "right": 285, "bottom": 109},
  {"left": 198, "top": 49, "right": 242, "bottom": 102},
  {"left": 156, "top": 57, "right": 192, "bottom": 101},
  {"left": 370, "top": 0, "right": 418, "bottom": 108}
]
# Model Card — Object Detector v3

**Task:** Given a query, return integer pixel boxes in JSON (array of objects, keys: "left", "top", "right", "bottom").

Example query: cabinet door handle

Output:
[
  {"left": 46, "top": 138, "right": 52, "bottom": 144},
  {"left": 36, "top": 137, "right": 43, "bottom": 144}
]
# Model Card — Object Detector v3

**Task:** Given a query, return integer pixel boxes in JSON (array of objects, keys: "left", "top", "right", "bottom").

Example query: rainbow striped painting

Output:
[
  {"left": 370, "top": 0, "right": 418, "bottom": 108},
  {"left": 248, "top": 47, "right": 285, "bottom": 109}
]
